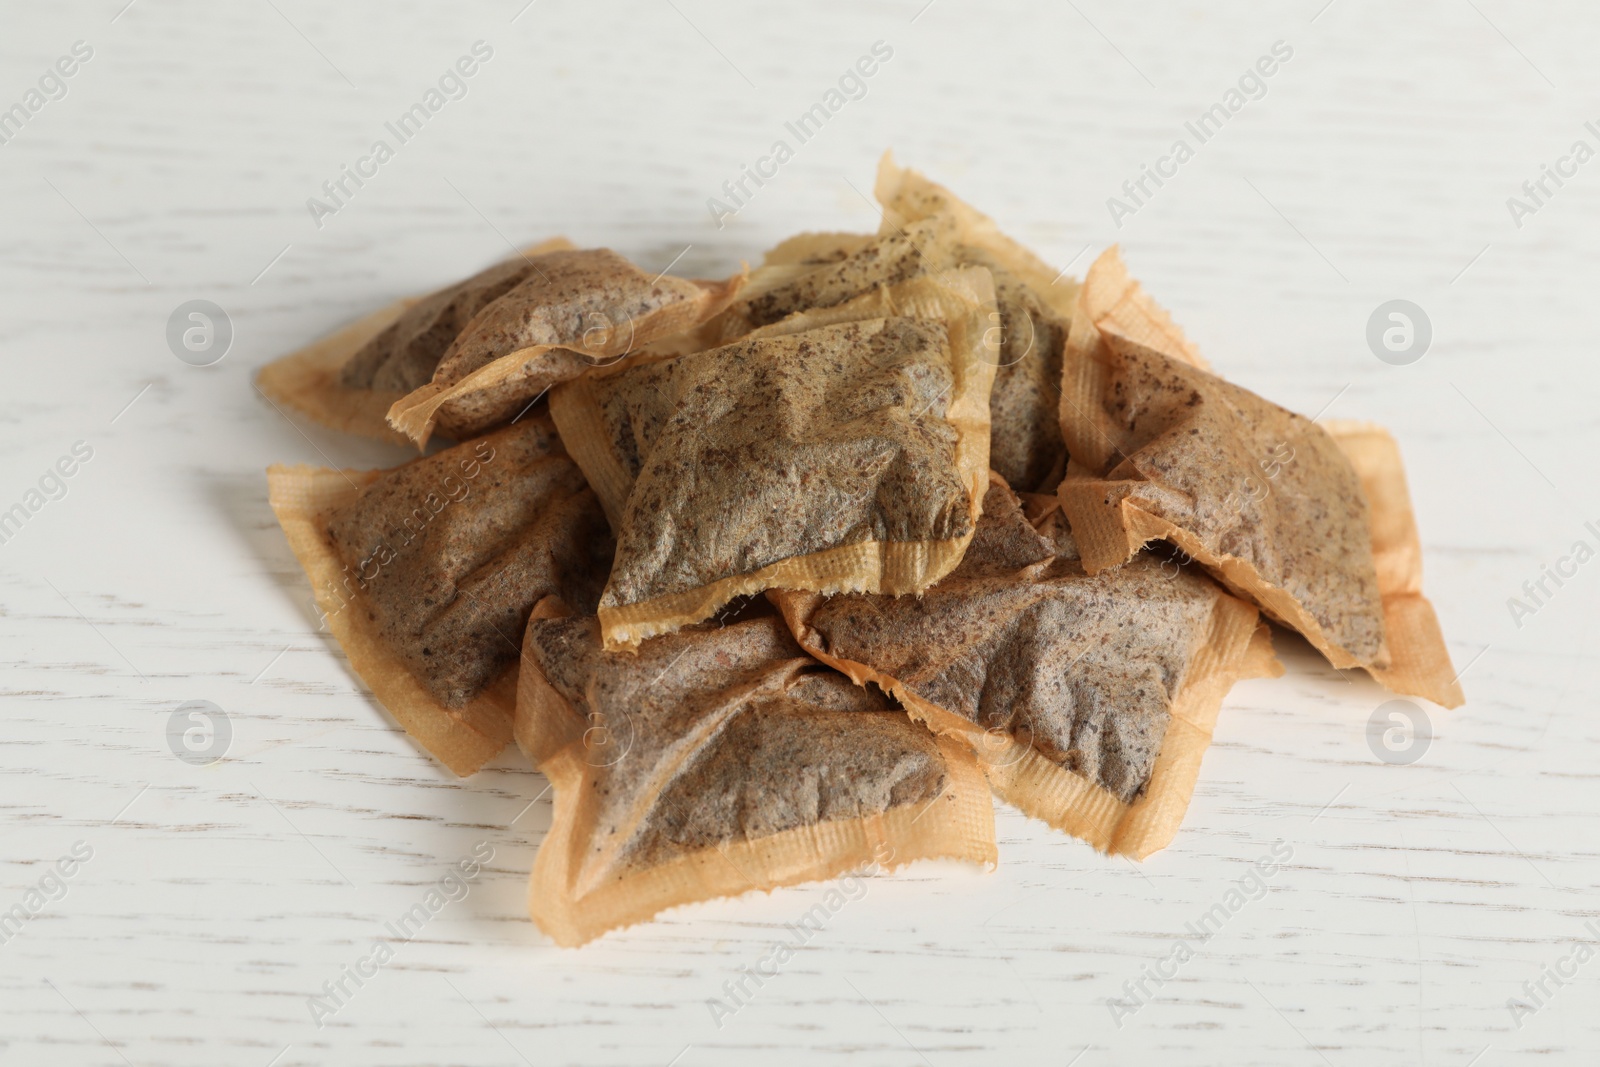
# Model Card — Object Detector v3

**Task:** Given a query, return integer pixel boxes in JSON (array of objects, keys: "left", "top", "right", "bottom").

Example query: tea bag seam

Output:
[{"left": 266, "top": 463, "right": 515, "bottom": 776}]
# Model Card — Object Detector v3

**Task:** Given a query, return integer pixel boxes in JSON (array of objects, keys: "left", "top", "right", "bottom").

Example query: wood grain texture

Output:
[{"left": 1, "top": 1, "right": 1595, "bottom": 1063}]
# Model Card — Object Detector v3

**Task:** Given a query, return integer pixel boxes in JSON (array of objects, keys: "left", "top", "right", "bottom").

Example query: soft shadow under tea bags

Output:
[
  {"left": 776, "top": 477, "right": 1277, "bottom": 859},
  {"left": 549, "top": 267, "right": 1001, "bottom": 649},
  {"left": 267, "top": 416, "right": 612, "bottom": 775},
  {"left": 387, "top": 248, "right": 745, "bottom": 446},
  {"left": 255, "top": 237, "right": 574, "bottom": 444},
  {"left": 1056, "top": 247, "right": 1462, "bottom": 708},
  {"left": 515, "top": 612, "right": 996, "bottom": 946}
]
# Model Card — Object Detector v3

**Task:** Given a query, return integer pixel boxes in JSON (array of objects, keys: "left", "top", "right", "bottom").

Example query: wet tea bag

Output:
[
  {"left": 709, "top": 218, "right": 958, "bottom": 343},
  {"left": 255, "top": 237, "right": 574, "bottom": 443},
  {"left": 516, "top": 612, "right": 996, "bottom": 945},
  {"left": 387, "top": 249, "right": 745, "bottom": 447},
  {"left": 267, "top": 415, "right": 612, "bottom": 775},
  {"left": 1056, "top": 247, "right": 1460, "bottom": 707},
  {"left": 775, "top": 477, "right": 1276, "bottom": 858},
  {"left": 550, "top": 267, "right": 1001, "bottom": 649},
  {"left": 1319, "top": 419, "right": 1463, "bottom": 705},
  {"left": 713, "top": 159, "right": 1074, "bottom": 492},
  {"left": 875, "top": 153, "right": 1080, "bottom": 491},
  {"left": 759, "top": 231, "right": 875, "bottom": 266}
]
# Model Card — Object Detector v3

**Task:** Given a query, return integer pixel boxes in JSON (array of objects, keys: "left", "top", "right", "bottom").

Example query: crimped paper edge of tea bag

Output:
[
  {"left": 1057, "top": 451, "right": 1459, "bottom": 705},
  {"left": 1056, "top": 249, "right": 1339, "bottom": 637},
  {"left": 515, "top": 630, "right": 997, "bottom": 945},
  {"left": 1056, "top": 248, "right": 1461, "bottom": 707},
  {"left": 874, "top": 150, "right": 1080, "bottom": 323},
  {"left": 254, "top": 237, "right": 576, "bottom": 445},
  {"left": 546, "top": 370, "right": 646, "bottom": 531},
  {"left": 1322, "top": 419, "right": 1463, "bottom": 708},
  {"left": 266, "top": 464, "right": 515, "bottom": 776},
  {"left": 1057, "top": 474, "right": 1379, "bottom": 662},
  {"left": 1060, "top": 243, "right": 1208, "bottom": 375},
  {"left": 555, "top": 266, "right": 1003, "bottom": 528},
  {"left": 775, "top": 570, "right": 1277, "bottom": 860},
  {"left": 512, "top": 595, "right": 587, "bottom": 768},
  {"left": 703, "top": 232, "right": 881, "bottom": 345},
  {"left": 386, "top": 267, "right": 748, "bottom": 449},
  {"left": 563, "top": 267, "right": 1000, "bottom": 650}
]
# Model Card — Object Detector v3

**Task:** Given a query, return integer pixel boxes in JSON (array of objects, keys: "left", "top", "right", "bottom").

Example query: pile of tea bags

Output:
[{"left": 261, "top": 153, "right": 1461, "bottom": 946}]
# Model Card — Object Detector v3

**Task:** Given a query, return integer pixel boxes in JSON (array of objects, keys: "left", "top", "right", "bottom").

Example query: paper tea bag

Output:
[
  {"left": 1057, "top": 247, "right": 1461, "bottom": 708},
  {"left": 712, "top": 158, "right": 1074, "bottom": 492},
  {"left": 516, "top": 612, "right": 996, "bottom": 946},
  {"left": 266, "top": 415, "right": 612, "bottom": 775},
  {"left": 710, "top": 218, "right": 957, "bottom": 342},
  {"left": 550, "top": 267, "right": 1001, "bottom": 649},
  {"left": 1320, "top": 419, "right": 1464, "bottom": 707},
  {"left": 775, "top": 476, "right": 1275, "bottom": 858},
  {"left": 759, "top": 231, "right": 876, "bottom": 266},
  {"left": 875, "top": 153, "right": 1080, "bottom": 491},
  {"left": 255, "top": 237, "right": 575, "bottom": 444},
  {"left": 387, "top": 249, "right": 745, "bottom": 447},
  {"left": 690, "top": 233, "right": 877, "bottom": 347},
  {"left": 704, "top": 231, "right": 904, "bottom": 346}
]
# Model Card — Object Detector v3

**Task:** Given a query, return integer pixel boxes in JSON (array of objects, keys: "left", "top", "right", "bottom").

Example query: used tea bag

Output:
[
  {"left": 1320, "top": 419, "right": 1464, "bottom": 706},
  {"left": 709, "top": 218, "right": 958, "bottom": 343},
  {"left": 875, "top": 153, "right": 1079, "bottom": 491},
  {"left": 759, "top": 231, "right": 875, "bottom": 266},
  {"left": 1057, "top": 247, "right": 1461, "bottom": 707},
  {"left": 712, "top": 159, "right": 1076, "bottom": 492},
  {"left": 387, "top": 248, "right": 745, "bottom": 446},
  {"left": 693, "top": 233, "right": 876, "bottom": 347},
  {"left": 776, "top": 477, "right": 1276, "bottom": 858},
  {"left": 550, "top": 267, "right": 1001, "bottom": 648},
  {"left": 267, "top": 415, "right": 612, "bottom": 774},
  {"left": 516, "top": 612, "right": 996, "bottom": 946},
  {"left": 255, "top": 237, "right": 574, "bottom": 443}
]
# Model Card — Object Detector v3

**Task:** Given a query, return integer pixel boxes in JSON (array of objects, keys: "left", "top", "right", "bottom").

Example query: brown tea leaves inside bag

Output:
[
  {"left": 388, "top": 248, "right": 745, "bottom": 446},
  {"left": 777, "top": 478, "right": 1272, "bottom": 858},
  {"left": 1054, "top": 247, "right": 1466, "bottom": 706},
  {"left": 759, "top": 231, "right": 875, "bottom": 267},
  {"left": 255, "top": 238, "right": 574, "bottom": 444},
  {"left": 875, "top": 153, "right": 1078, "bottom": 491},
  {"left": 1321, "top": 420, "right": 1464, "bottom": 707},
  {"left": 1060, "top": 237, "right": 1206, "bottom": 373},
  {"left": 712, "top": 155, "right": 1078, "bottom": 491},
  {"left": 341, "top": 258, "right": 548, "bottom": 394},
  {"left": 267, "top": 416, "right": 612, "bottom": 775},
  {"left": 712, "top": 218, "right": 957, "bottom": 342},
  {"left": 553, "top": 268, "right": 1000, "bottom": 649},
  {"left": 517, "top": 613, "right": 996, "bottom": 945}
]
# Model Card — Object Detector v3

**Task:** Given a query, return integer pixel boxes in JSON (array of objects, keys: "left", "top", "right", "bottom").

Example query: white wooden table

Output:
[{"left": 2, "top": 2, "right": 1594, "bottom": 1063}]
